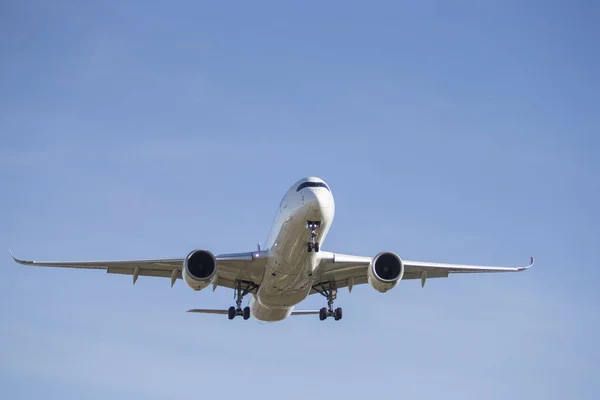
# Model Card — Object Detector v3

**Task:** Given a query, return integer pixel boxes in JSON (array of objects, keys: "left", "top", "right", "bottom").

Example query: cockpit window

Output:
[{"left": 296, "top": 182, "right": 330, "bottom": 192}]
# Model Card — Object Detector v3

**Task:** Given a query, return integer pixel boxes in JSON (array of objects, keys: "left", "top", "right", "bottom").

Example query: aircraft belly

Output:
[
  {"left": 271, "top": 208, "right": 321, "bottom": 266},
  {"left": 250, "top": 297, "right": 293, "bottom": 322},
  {"left": 258, "top": 254, "right": 313, "bottom": 307},
  {"left": 272, "top": 214, "right": 310, "bottom": 269},
  {"left": 254, "top": 193, "right": 332, "bottom": 316}
]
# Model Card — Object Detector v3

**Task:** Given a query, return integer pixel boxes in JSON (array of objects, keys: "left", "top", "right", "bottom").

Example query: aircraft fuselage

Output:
[{"left": 249, "top": 177, "right": 334, "bottom": 321}]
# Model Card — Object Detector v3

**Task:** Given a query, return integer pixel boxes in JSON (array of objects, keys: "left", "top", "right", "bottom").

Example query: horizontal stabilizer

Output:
[
  {"left": 290, "top": 310, "right": 320, "bottom": 315},
  {"left": 187, "top": 309, "right": 321, "bottom": 316},
  {"left": 187, "top": 309, "right": 229, "bottom": 314}
]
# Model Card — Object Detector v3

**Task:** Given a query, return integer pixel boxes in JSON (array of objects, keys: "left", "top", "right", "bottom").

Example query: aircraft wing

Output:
[
  {"left": 10, "top": 250, "right": 267, "bottom": 289},
  {"left": 313, "top": 252, "right": 534, "bottom": 292}
]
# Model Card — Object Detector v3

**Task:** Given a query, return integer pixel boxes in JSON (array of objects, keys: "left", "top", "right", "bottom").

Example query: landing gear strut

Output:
[
  {"left": 312, "top": 282, "right": 342, "bottom": 321},
  {"left": 307, "top": 221, "right": 321, "bottom": 252},
  {"left": 228, "top": 280, "right": 258, "bottom": 320}
]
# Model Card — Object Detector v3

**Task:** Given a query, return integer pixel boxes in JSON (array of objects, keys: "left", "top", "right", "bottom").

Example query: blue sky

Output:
[{"left": 1, "top": 1, "right": 599, "bottom": 398}]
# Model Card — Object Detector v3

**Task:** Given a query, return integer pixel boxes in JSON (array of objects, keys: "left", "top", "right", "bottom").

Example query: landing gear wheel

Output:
[
  {"left": 319, "top": 307, "right": 327, "bottom": 321},
  {"left": 334, "top": 307, "right": 343, "bottom": 321},
  {"left": 313, "top": 282, "right": 342, "bottom": 321},
  {"left": 307, "top": 242, "right": 313, "bottom": 252},
  {"left": 228, "top": 280, "right": 258, "bottom": 321},
  {"left": 314, "top": 242, "right": 320, "bottom": 252}
]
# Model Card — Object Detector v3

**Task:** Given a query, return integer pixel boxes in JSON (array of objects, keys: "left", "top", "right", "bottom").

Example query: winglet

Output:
[
  {"left": 9, "top": 249, "right": 23, "bottom": 264},
  {"left": 9, "top": 250, "right": 35, "bottom": 266},
  {"left": 520, "top": 256, "right": 534, "bottom": 270}
]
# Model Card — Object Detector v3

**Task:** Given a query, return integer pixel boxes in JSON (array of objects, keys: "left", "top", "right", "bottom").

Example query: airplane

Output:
[{"left": 10, "top": 176, "right": 534, "bottom": 322}]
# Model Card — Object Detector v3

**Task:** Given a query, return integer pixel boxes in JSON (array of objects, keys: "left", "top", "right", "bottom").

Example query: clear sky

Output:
[{"left": 1, "top": 1, "right": 599, "bottom": 399}]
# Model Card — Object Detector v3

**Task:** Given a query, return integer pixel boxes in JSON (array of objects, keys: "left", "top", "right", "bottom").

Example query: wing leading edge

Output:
[
  {"left": 314, "top": 252, "right": 534, "bottom": 292},
  {"left": 9, "top": 249, "right": 267, "bottom": 289}
]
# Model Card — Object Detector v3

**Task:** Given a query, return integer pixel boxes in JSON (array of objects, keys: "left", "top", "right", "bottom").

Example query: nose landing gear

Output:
[
  {"left": 307, "top": 221, "right": 321, "bottom": 252},
  {"left": 308, "top": 242, "right": 320, "bottom": 252}
]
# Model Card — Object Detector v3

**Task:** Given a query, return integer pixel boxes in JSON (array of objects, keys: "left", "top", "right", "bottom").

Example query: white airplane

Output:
[{"left": 10, "top": 176, "right": 533, "bottom": 322}]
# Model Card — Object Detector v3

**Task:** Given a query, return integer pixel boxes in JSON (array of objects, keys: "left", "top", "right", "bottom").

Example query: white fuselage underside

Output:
[{"left": 249, "top": 179, "right": 334, "bottom": 322}]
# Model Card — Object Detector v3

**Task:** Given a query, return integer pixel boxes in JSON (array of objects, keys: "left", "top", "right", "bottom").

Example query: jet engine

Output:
[
  {"left": 183, "top": 249, "right": 217, "bottom": 290},
  {"left": 368, "top": 251, "right": 404, "bottom": 293}
]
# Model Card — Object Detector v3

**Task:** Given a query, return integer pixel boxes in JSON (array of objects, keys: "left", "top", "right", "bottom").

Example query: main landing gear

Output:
[
  {"left": 228, "top": 280, "right": 258, "bottom": 320},
  {"left": 307, "top": 221, "right": 321, "bottom": 252},
  {"left": 313, "top": 282, "right": 342, "bottom": 321}
]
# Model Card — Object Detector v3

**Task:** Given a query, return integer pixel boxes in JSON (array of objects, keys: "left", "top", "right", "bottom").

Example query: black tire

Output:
[
  {"left": 319, "top": 307, "right": 327, "bottom": 321},
  {"left": 228, "top": 306, "right": 236, "bottom": 320},
  {"left": 307, "top": 242, "right": 313, "bottom": 252},
  {"left": 243, "top": 306, "right": 250, "bottom": 320},
  {"left": 314, "top": 242, "right": 320, "bottom": 252},
  {"left": 334, "top": 307, "right": 342, "bottom": 321}
]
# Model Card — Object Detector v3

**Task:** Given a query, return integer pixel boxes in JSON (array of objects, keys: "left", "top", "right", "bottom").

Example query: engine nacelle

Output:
[
  {"left": 368, "top": 251, "right": 404, "bottom": 293},
  {"left": 183, "top": 249, "right": 217, "bottom": 291}
]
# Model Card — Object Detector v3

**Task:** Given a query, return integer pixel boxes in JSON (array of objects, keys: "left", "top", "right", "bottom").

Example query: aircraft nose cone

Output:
[
  {"left": 301, "top": 188, "right": 334, "bottom": 216},
  {"left": 302, "top": 189, "right": 320, "bottom": 207}
]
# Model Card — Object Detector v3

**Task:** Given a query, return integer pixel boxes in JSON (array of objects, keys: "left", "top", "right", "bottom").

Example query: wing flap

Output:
[{"left": 107, "top": 268, "right": 182, "bottom": 279}]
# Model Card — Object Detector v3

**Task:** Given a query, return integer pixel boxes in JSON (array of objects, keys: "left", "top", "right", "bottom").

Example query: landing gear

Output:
[
  {"left": 228, "top": 306, "right": 250, "bottom": 320},
  {"left": 313, "top": 282, "right": 342, "bottom": 321},
  {"left": 307, "top": 221, "right": 321, "bottom": 252},
  {"left": 228, "top": 280, "right": 258, "bottom": 320}
]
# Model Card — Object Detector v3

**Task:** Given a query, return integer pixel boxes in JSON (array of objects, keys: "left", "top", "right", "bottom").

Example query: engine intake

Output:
[
  {"left": 183, "top": 249, "right": 217, "bottom": 290},
  {"left": 368, "top": 251, "right": 404, "bottom": 292}
]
